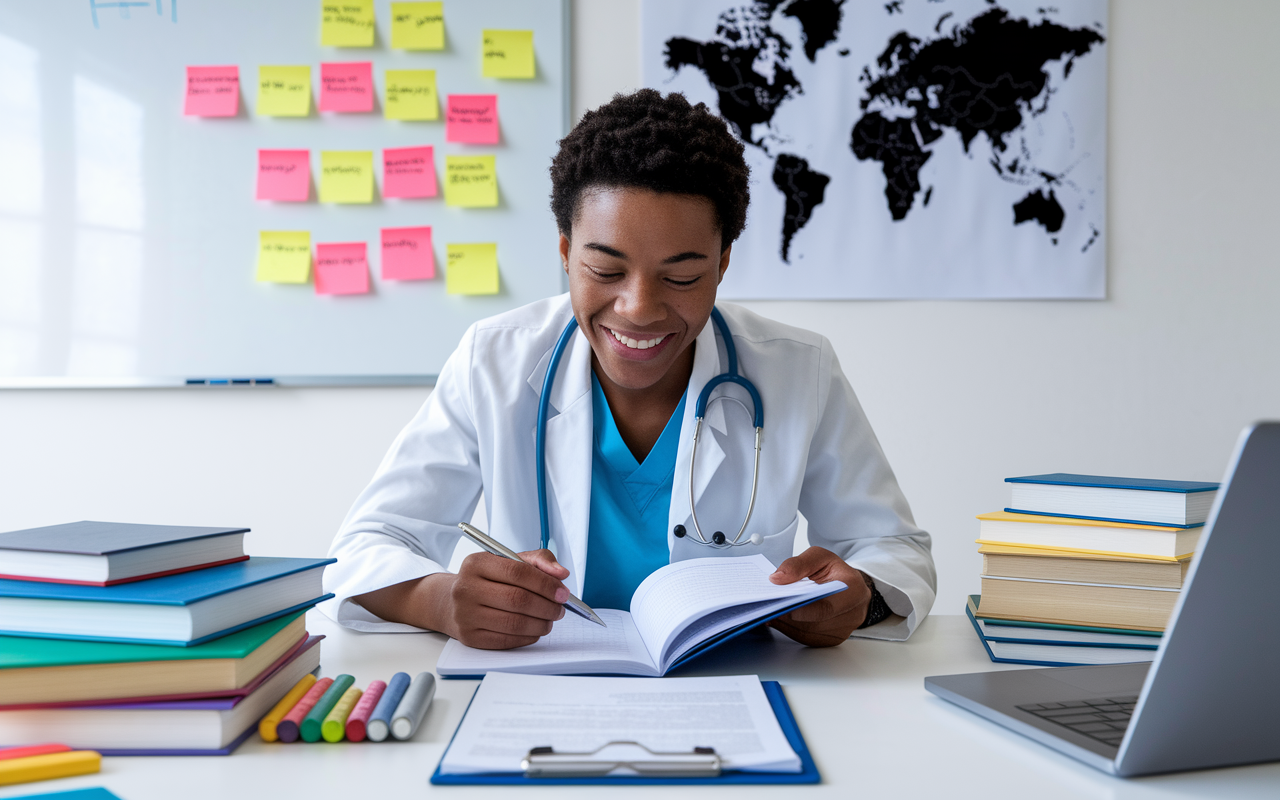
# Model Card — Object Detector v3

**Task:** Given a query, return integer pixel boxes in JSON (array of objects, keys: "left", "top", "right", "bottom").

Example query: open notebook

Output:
[{"left": 437, "top": 554, "right": 846, "bottom": 677}]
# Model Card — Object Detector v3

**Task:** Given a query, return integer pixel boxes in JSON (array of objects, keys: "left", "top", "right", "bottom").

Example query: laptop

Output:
[{"left": 925, "top": 422, "right": 1280, "bottom": 777}]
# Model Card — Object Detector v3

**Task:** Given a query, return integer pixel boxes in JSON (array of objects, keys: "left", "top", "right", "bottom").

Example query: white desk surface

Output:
[{"left": 3, "top": 613, "right": 1276, "bottom": 799}]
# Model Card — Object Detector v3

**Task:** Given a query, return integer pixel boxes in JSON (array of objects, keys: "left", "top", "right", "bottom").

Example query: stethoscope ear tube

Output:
[{"left": 536, "top": 316, "right": 581, "bottom": 551}]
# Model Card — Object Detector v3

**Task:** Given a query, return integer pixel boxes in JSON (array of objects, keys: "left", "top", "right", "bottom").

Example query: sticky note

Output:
[
  {"left": 383, "top": 146, "right": 437, "bottom": 198},
  {"left": 319, "top": 62, "right": 374, "bottom": 113},
  {"left": 258, "top": 66, "right": 312, "bottom": 117},
  {"left": 184, "top": 65, "right": 239, "bottom": 117},
  {"left": 320, "top": 151, "right": 375, "bottom": 203},
  {"left": 321, "top": 0, "right": 375, "bottom": 47},
  {"left": 446, "top": 94, "right": 499, "bottom": 144},
  {"left": 482, "top": 30, "right": 535, "bottom": 79},
  {"left": 256, "top": 149, "right": 310, "bottom": 202},
  {"left": 257, "top": 231, "right": 311, "bottom": 283},
  {"left": 315, "top": 242, "right": 371, "bottom": 295},
  {"left": 382, "top": 226, "right": 434, "bottom": 280},
  {"left": 391, "top": 2, "right": 445, "bottom": 50},
  {"left": 447, "top": 243, "right": 499, "bottom": 295},
  {"left": 444, "top": 155, "right": 498, "bottom": 207},
  {"left": 384, "top": 69, "right": 438, "bottom": 120}
]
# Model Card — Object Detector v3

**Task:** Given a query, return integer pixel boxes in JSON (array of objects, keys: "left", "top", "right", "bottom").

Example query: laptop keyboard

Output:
[{"left": 1017, "top": 696, "right": 1139, "bottom": 747}]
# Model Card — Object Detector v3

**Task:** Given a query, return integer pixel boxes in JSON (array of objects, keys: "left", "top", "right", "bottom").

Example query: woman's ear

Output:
[
  {"left": 717, "top": 244, "right": 732, "bottom": 284},
  {"left": 559, "top": 233, "right": 571, "bottom": 272}
]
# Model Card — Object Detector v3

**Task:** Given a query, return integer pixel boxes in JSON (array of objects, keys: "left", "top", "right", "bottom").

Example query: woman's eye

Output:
[{"left": 667, "top": 277, "right": 699, "bottom": 287}]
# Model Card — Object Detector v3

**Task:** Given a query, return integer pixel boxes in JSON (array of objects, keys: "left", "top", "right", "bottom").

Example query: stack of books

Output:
[
  {"left": 967, "top": 474, "right": 1217, "bottom": 667},
  {"left": 0, "top": 521, "right": 334, "bottom": 755}
]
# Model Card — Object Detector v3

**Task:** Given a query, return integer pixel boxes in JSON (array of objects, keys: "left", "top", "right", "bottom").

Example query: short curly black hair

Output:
[{"left": 550, "top": 89, "right": 750, "bottom": 248}]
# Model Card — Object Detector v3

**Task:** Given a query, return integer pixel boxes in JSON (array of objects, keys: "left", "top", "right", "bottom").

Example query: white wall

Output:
[{"left": 2, "top": 0, "right": 1278, "bottom": 615}]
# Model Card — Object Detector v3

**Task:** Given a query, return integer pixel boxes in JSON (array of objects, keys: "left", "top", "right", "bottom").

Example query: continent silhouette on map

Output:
[
  {"left": 1013, "top": 188, "right": 1065, "bottom": 233},
  {"left": 853, "top": 8, "right": 1105, "bottom": 223},
  {"left": 772, "top": 154, "right": 831, "bottom": 261}
]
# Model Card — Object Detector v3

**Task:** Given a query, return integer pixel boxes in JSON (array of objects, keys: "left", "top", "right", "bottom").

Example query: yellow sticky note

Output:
[
  {"left": 391, "top": 1, "right": 444, "bottom": 50},
  {"left": 444, "top": 155, "right": 498, "bottom": 207},
  {"left": 320, "top": 151, "right": 375, "bottom": 203},
  {"left": 384, "top": 69, "right": 438, "bottom": 120},
  {"left": 321, "top": 0, "right": 376, "bottom": 47},
  {"left": 257, "top": 231, "right": 312, "bottom": 283},
  {"left": 446, "top": 243, "right": 499, "bottom": 295},
  {"left": 482, "top": 30, "right": 535, "bottom": 79},
  {"left": 258, "top": 66, "right": 312, "bottom": 117}
]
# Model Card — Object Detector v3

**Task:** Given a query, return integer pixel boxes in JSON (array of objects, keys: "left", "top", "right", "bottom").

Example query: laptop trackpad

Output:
[{"left": 1041, "top": 663, "right": 1150, "bottom": 695}]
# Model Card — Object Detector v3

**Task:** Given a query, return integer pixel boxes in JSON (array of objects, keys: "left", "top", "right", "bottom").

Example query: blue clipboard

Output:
[{"left": 430, "top": 680, "right": 820, "bottom": 785}]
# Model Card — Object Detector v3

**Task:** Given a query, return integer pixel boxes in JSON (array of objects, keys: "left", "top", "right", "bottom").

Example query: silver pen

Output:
[{"left": 457, "top": 523, "right": 606, "bottom": 627}]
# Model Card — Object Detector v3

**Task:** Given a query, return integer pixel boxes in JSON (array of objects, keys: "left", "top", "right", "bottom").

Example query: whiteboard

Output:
[{"left": 0, "top": 0, "right": 568, "bottom": 387}]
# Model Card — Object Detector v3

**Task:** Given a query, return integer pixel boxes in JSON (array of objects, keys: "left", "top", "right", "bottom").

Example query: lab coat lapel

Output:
[
  {"left": 669, "top": 319, "right": 727, "bottom": 544},
  {"left": 527, "top": 326, "right": 593, "bottom": 596}
]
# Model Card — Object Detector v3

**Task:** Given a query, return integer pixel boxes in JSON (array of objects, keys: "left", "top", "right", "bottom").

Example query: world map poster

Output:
[{"left": 641, "top": 0, "right": 1108, "bottom": 299}]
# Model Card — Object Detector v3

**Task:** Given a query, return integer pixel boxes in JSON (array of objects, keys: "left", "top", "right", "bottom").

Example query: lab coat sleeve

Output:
[
  {"left": 319, "top": 325, "right": 483, "bottom": 632},
  {"left": 797, "top": 339, "right": 937, "bottom": 641}
]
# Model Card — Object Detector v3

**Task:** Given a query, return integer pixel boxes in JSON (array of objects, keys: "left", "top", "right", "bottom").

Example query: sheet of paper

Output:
[
  {"left": 256, "top": 231, "right": 311, "bottom": 283},
  {"left": 436, "top": 608, "right": 655, "bottom": 676},
  {"left": 184, "top": 65, "right": 239, "bottom": 117},
  {"left": 382, "top": 146, "right": 436, "bottom": 198},
  {"left": 446, "top": 243, "right": 499, "bottom": 295},
  {"left": 384, "top": 69, "right": 438, "bottom": 120},
  {"left": 482, "top": 29, "right": 535, "bottom": 79},
  {"left": 381, "top": 226, "right": 435, "bottom": 280},
  {"left": 257, "top": 66, "right": 311, "bottom": 117},
  {"left": 445, "top": 94, "right": 499, "bottom": 144},
  {"left": 438, "top": 673, "right": 800, "bottom": 775},
  {"left": 443, "top": 156, "right": 498, "bottom": 207},
  {"left": 315, "top": 242, "right": 370, "bottom": 295},
  {"left": 320, "top": 151, "right": 374, "bottom": 203},
  {"left": 319, "top": 62, "right": 374, "bottom": 113},
  {"left": 321, "top": 0, "right": 375, "bottom": 47},
  {"left": 390, "top": 1, "right": 444, "bottom": 50},
  {"left": 256, "top": 149, "right": 310, "bottom": 202}
]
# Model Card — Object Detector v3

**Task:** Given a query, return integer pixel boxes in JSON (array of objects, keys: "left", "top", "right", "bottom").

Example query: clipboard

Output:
[{"left": 429, "top": 681, "right": 821, "bottom": 785}]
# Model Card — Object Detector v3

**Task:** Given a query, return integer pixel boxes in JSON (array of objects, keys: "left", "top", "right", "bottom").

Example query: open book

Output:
[{"left": 436, "top": 554, "right": 846, "bottom": 677}]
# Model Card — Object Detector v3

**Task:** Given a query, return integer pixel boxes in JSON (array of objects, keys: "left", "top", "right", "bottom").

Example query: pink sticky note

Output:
[
  {"left": 256, "top": 150, "right": 311, "bottom": 202},
  {"left": 446, "top": 94, "right": 499, "bottom": 144},
  {"left": 383, "top": 146, "right": 437, "bottom": 199},
  {"left": 315, "top": 242, "right": 371, "bottom": 295},
  {"left": 184, "top": 65, "right": 240, "bottom": 117},
  {"left": 381, "top": 226, "right": 435, "bottom": 280},
  {"left": 319, "top": 62, "right": 374, "bottom": 113}
]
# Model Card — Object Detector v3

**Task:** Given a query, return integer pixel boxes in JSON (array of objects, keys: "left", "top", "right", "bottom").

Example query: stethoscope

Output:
[{"left": 536, "top": 307, "right": 765, "bottom": 551}]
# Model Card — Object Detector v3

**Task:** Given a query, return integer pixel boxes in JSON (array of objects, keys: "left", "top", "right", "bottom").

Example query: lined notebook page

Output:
[{"left": 436, "top": 607, "right": 657, "bottom": 675}]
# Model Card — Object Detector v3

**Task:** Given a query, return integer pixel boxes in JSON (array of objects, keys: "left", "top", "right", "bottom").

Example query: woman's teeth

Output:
[{"left": 610, "top": 329, "right": 667, "bottom": 350}]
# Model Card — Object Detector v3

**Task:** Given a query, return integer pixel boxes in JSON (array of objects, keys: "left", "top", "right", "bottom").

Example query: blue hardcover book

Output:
[
  {"left": 1005, "top": 473, "right": 1219, "bottom": 527},
  {"left": 0, "top": 557, "right": 334, "bottom": 646},
  {"left": 966, "top": 596, "right": 1157, "bottom": 668}
]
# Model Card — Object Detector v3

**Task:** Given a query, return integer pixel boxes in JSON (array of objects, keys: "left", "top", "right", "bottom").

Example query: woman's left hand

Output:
[{"left": 766, "top": 546, "right": 871, "bottom": 647}]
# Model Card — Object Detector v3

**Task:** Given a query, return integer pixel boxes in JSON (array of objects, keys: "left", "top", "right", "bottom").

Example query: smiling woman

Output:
[{"left": 321, "top": 89, "right": 937, "bottom": 651}]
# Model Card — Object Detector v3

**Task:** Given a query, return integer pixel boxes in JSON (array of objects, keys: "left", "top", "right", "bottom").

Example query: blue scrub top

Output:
[{"left": 581, "top": 374, "right": 686, "bottom": 611}]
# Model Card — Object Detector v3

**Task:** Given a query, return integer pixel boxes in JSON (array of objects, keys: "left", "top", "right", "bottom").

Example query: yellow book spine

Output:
[
  {"left": 0, "top": 750, "right": 100, "bottom": 786},
  {"left": 260, "top": 674, "right": 317, "bottom": 743},
  {"left": 975, "top": 539, "right": 1188, "bottom": 562}
]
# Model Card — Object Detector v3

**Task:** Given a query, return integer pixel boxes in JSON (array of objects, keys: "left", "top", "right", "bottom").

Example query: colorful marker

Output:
[
  {"left": 259, "top": 674, "right": 317, "bottom": 743},
  {"left": 0, "top": 750, "right": 100, "bottom": 786},
  {"left": 321, "top": 686, "right": 363, "bottom": 743},
  {"left": 391, "top": 672, "right": 437, "bottom": 741},
  {"left": 346, "top": 680, "right": 387, "bottom": 742},
  {"left": 277, "top": 676, "right": 333, "bottom": 743},
  {"left": 301, "top": 674, "right": 355, "bottom": 743},
  {"left": 367, "top": 671, "right": 411, "bottom": 742}
]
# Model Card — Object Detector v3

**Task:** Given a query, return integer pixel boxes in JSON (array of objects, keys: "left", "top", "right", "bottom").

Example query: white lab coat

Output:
[{"left": 320, "top": 294, "right": 936, "bottom": 640}]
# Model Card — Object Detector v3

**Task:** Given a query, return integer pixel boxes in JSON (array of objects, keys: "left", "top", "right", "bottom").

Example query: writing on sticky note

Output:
[
  {"left": 446, "top": 95, "right": 499, "bottom": 144},
  {"left": 257, "top": 150, "right": 310, "bottom": 202},
  {"left": 381, "top": 226, "right": 434, "bottom": 280},
  {"left": 444, "top": 156, "right": 498, "bottom": 208},
  {"left": 447, "top": 243, "right": 499, "bottom": 295},
  {"left": 184, "top": 66, "right": 239, "bottom": 117},
  {"left": 383, "top": 146, "right": 436, "bottom": 199},
  {"left": 390, "top": 2, "right": 444, "bottom": 50},
  {"left": 257, "top": 231, "right": 311, "bottom": 283},
  {"left": 315, "top": 242, "right": 371, "bottom": 295},
  {"left": 321, "top": 0, "right": 376, "bottom": 47},
  {"left": 384, "top": 70, "right": 438, "bottom": 120},
  {"left": 320, "top": 151, "right": 375, "bottom": 203},
  {"left": 258, "top": 66, "right": 311, "bottom": 117},
  {"left": 319, "top": 62, "right": 374, "bottom": 113},
  {"left": 482, "top": 30, "right": 535, "bottom": 79}
]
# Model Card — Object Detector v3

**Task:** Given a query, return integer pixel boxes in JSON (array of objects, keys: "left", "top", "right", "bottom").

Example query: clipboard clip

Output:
[{"left": 521, "top": 741, "right": 722, "bottom": 778}]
